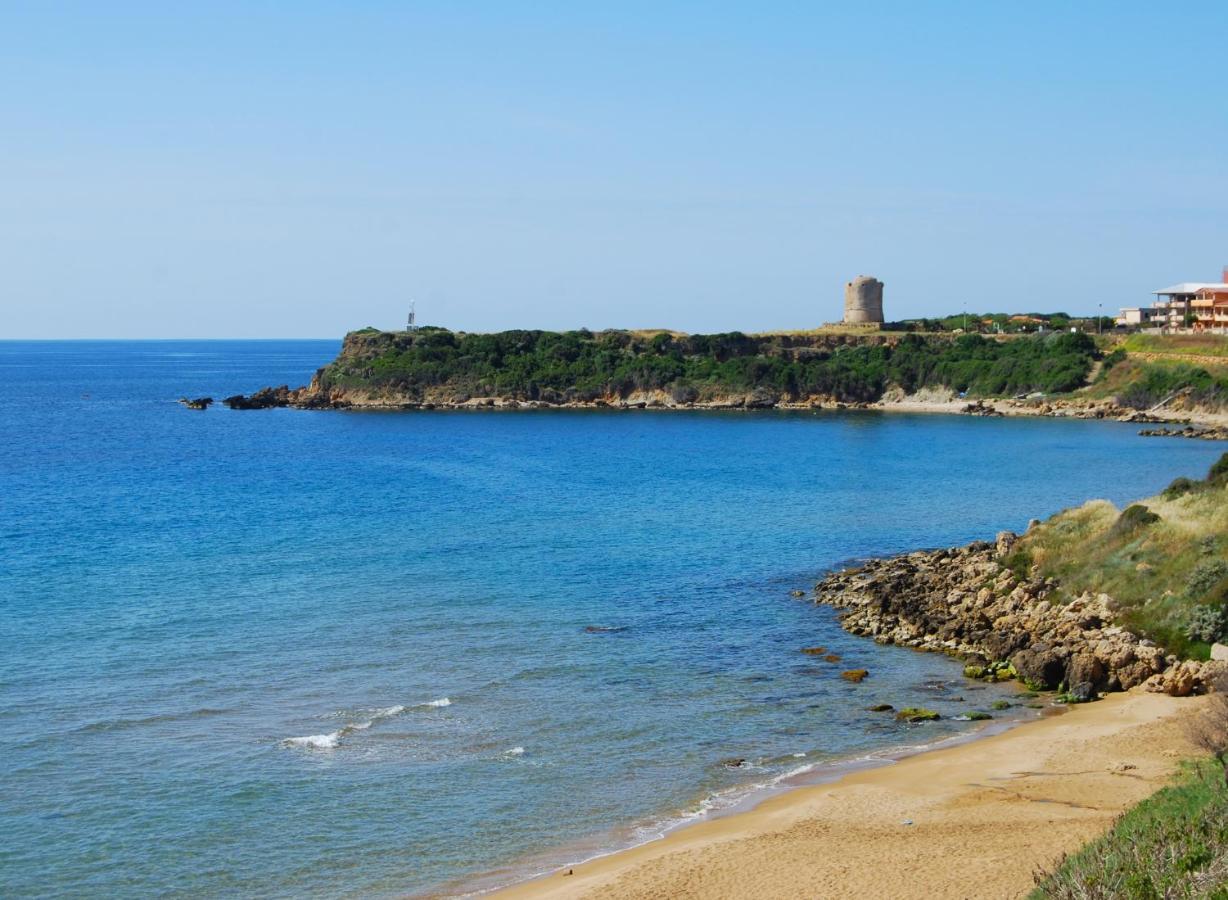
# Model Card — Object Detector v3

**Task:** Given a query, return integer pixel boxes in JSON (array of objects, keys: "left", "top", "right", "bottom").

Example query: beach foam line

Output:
[{"left": 283, "top": 697, "right": 452, "bottom": 750}]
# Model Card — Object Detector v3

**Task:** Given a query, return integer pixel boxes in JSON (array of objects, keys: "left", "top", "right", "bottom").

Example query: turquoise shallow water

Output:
[{"left": 2, "top": 340, "right": 1223, "bottom": 898}]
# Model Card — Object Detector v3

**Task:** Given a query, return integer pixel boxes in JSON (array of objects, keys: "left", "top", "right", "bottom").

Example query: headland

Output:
[{"left": 221, "top": 327, "right": 1228, "bottom": 436}]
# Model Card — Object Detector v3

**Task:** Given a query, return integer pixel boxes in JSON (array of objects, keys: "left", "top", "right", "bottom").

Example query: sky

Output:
[{"left": 2, "top": 2, "right": 1227, "bottom": 338}]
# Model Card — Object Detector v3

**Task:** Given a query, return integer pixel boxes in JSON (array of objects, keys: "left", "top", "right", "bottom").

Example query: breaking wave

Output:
[{"left": 283, "top": 697, "right": 452, "bottom": 751}]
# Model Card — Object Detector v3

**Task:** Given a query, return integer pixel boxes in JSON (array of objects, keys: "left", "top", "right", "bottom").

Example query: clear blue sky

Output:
[{"left": 3, "top": 2, "right": 1226, "bottom": 338}]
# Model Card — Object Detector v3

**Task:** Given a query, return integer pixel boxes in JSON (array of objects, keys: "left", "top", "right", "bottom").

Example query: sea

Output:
[{"left": 2, "top": 340, "right": 1222, "bottom": 898}]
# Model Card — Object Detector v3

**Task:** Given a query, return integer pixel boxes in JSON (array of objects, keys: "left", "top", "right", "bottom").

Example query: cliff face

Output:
[{"left": 814, "top": 533, "right": 1221, "bottom": 699}]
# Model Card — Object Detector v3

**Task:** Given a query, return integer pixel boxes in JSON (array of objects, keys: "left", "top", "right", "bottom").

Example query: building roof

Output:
[{"left": 1153, "top": 282, "right": 1228, "bottom": 295}]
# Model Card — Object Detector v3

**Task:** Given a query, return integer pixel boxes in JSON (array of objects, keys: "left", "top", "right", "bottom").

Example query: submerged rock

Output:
[
  {"left": 894, "top": 707, "right": 939, "bottom": 722},
  {"left": 841, "top": 669, "right": 869, "bottom": 683},
  {"left": 177, "top": 396, "right": 212, "bottom": 410}
]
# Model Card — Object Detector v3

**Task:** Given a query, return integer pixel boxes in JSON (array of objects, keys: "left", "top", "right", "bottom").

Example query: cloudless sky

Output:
[{"left": 3, "top": 2, "right": 1227, "bottom": 338}]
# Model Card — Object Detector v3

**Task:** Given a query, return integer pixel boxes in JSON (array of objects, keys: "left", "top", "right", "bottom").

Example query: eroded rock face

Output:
[
  {"left": 813, "top": 541, "right": 1218, "bottom": 697},
  {"left": 222, "top": 384, "right": 352, "bottom": 410},
  {"left": 222, "top": 386, "right": 293, "bottom": 410}
]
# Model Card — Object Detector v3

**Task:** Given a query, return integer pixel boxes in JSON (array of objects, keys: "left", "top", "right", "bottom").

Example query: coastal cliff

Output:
[
  {"left": 224, "top": 326, "right": 1100, "bottom": 410},
  {"left": 224, "top": 328, "right": 1228, "bottom": 428}
]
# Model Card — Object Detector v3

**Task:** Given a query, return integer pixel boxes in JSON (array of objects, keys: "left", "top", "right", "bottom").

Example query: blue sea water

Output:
[{"left": 1, "top": 340, "right": 1223, "bottom": 898}]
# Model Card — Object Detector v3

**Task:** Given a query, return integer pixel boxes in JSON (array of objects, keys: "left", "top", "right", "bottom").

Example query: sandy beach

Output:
[
  {"left": 871, "top": 395, "right": 1228, "bottom": 430},
  {"left": 492, "top": 690, "right": 1203, "bottom": 900}
]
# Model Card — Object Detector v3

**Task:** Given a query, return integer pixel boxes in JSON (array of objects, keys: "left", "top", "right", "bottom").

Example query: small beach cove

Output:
[{"left": 3, "top": 341, "right": 1225, "bottom": 898}]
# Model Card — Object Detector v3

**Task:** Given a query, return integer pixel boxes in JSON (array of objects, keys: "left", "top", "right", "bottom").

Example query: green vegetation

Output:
[
  {"left": 319, "top": 328, "right": 1099, "bottom": 403},
  {"left": 1030, "top": 761, "right": 1228, "bottom": 899},
  {"left": 1006, "top": 453, "right": 1228, "bottom": 659},
  {"left": 1122, "top": 333, "right": 1228, "bottom": 359},
  {"left": 882, "top": 311, "right": 1104, "bottom": 334},
  {"left": 1086, "top": 355, "right": 1228, "bottom": 410}
]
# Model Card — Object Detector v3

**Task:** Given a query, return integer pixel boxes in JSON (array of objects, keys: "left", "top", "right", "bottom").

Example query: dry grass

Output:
[{"left": 1006, "top": 457, "right": 1228, "bottom": 659}]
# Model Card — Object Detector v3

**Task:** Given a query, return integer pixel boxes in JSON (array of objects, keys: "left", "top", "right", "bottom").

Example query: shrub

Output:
[
  {"left": 1185, "top": 605, "right": 1228, "bottom": 644},
  {"left": 1209, "top": 452, "right": 1228, "bottom": 485},
  {"left": 318, "top": 327, "right": 1098, "bottom": 404},
  {"left": 1004, "top": 547, "right": 1034, "bottom": 581},
  {"left": 1108, "top": 504, "right": 1161, "bottom": 539},
  {"left": 1162, "top": 477, "right": 1198, "bottom": 500},
  {"left": 1101, "top": 347, "right": 1127, "bottom": 372},
  {"left": 1187, "top": 560, "right": 1228, "bottom": 599}
]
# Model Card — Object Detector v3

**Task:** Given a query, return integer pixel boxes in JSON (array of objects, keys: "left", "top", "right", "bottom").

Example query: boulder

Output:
[
  {"left": 1065, "top": 653, "right": 1106, "bottom": 692},
  {"left": 1066, "top": 681, "right": 1095, "bottom": 703},
  {"left": 1010, "top": 646, "right": 1067, "bottom": 689}
]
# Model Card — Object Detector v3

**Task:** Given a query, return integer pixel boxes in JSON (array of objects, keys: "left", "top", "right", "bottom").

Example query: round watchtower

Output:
[{"left": 843, "top": 276, "right": 884, "bottom": 324}]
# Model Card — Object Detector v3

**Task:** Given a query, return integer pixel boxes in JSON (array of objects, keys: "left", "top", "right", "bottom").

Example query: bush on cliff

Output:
[
  {"left": 1106, "top": 359, "right": 1228, "bottom": 410},
  {"left": 1013, "top": 454, "right": 1228, "bottom": 660},
  {"left": 317, "top": 328, "right": 1097, "bottom": 404}
]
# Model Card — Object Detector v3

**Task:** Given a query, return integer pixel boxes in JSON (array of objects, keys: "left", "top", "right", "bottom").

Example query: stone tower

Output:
[{"left": 843, "top": 276, "right": 884, "bottom": 324}]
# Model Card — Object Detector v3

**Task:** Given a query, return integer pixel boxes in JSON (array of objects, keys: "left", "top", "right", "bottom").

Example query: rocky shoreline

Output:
[
  {"left": 216, "top": 382, "right": 1228, "bottom": 435},
  {"left": 812, "top": 531, "right": 1223, "bottom": 699}
]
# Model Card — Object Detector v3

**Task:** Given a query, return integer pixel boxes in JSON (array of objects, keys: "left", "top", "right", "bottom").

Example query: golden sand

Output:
[{"left": 493, "top": 690, "right": 1201, "bottom": 900}]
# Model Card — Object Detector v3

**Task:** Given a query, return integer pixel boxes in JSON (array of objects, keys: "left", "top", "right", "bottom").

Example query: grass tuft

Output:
[{"left": 1030, "top": 760, "right": 1228, "bottom": 899}]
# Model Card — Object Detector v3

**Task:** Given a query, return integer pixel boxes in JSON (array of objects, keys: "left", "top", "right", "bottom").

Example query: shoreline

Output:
[
  {"left": 488, "top": 690, "right": 1202, "bottom": 899},
  {"left": 218, "top": 387, "right": 1228, "bottom": 435},
  {"left": 445, "top": 711, "right": 1035, "bottom": 897}
]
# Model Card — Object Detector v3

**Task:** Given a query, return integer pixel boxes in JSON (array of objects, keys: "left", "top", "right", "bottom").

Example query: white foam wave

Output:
[
  {"left": 284, "top": 697, "right": 447, "bottom": 751},
  {"left": 284, "top": 732, "right": 341, "bottom": 750},
  {"left": 505, "top": 746, "right": 525, "bottom": 756}
]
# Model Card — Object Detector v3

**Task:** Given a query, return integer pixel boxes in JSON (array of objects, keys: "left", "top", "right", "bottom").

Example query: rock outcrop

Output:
[
  {"left": 814, "top": 534, "right": 1222, "bottom": 697},
  {"left": 222, "top": 385, "right": 352, "bottom": 410}
]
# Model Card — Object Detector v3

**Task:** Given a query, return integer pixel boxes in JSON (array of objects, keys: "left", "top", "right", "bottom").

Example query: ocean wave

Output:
[
  {"left": 75, "top": 708, "right": 229, "bottom": 734},
  {"left": 285, "top": 732, "right": 342, "bottom": 750},
  {"left": 505, "top": 746, "right": 525, "bottom": 756},
  {"left": 283, "top": 697, "right": 452, "bottom": 751}
]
